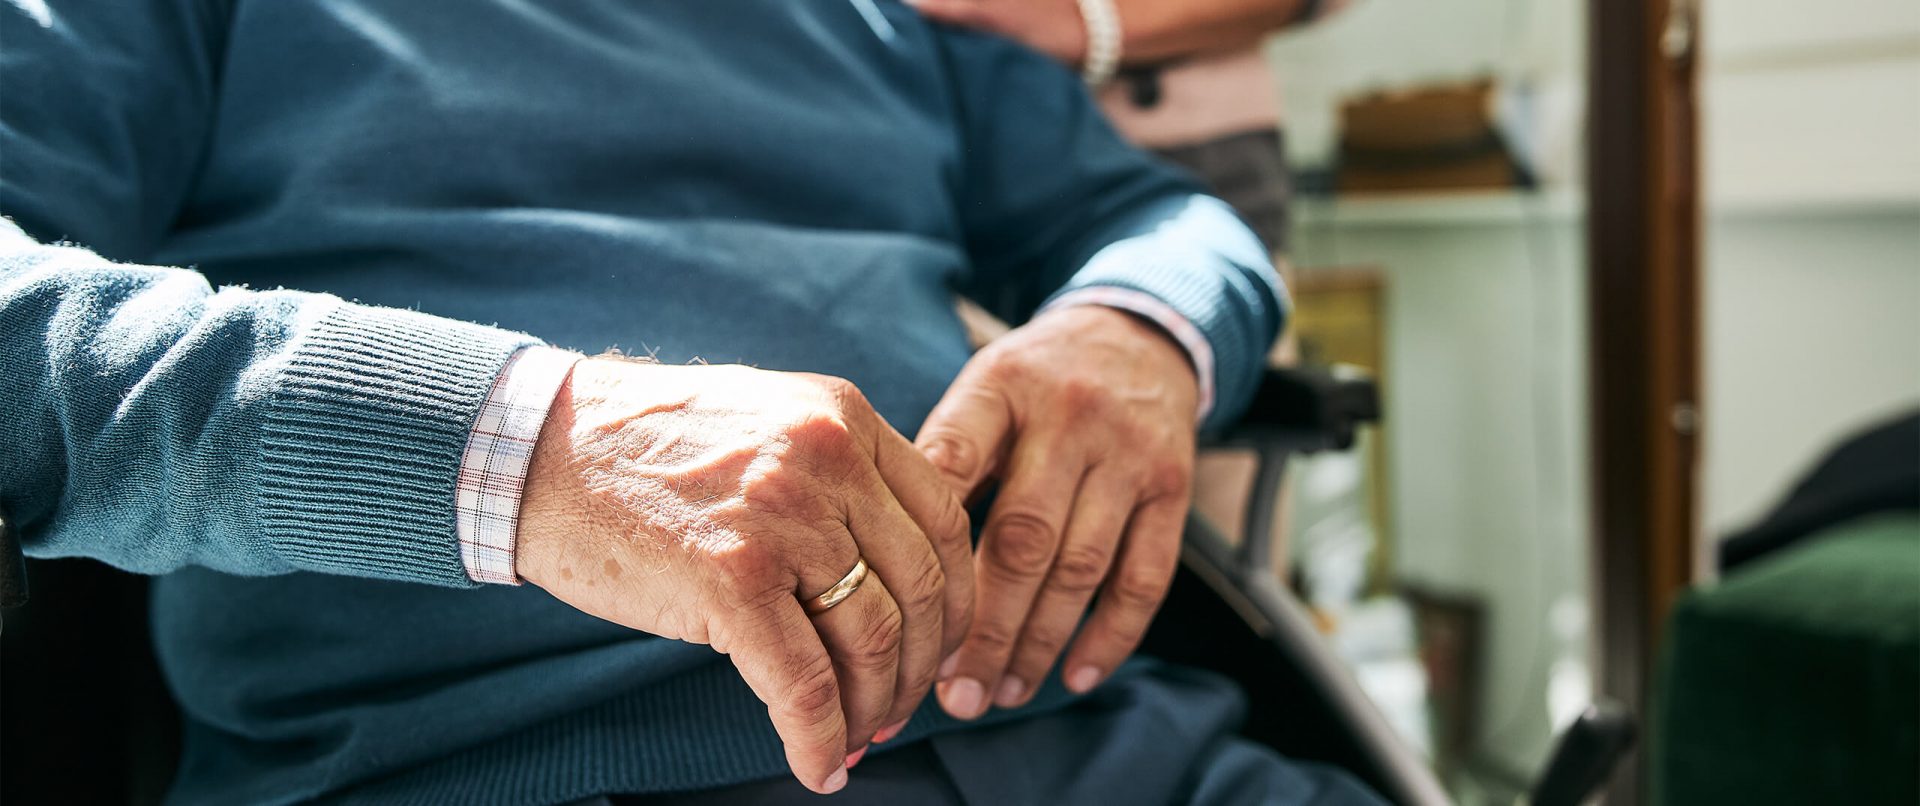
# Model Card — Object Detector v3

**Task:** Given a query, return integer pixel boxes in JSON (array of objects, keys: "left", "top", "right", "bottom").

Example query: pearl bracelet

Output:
[{"left": 1076, "top": 0, "right": 1122, "bottom": 87}]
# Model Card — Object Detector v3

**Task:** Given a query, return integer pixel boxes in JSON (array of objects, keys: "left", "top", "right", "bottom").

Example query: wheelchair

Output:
[{"left": 0, "top": 368, "right": 1625, "bottom": 805}]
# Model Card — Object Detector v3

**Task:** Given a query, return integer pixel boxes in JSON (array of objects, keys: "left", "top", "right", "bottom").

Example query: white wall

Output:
[
  {"left": 1701, "top": 0, "right": 1920, "bottom": 211},
  {"left": 1702, "top": 211, "right": 1920, "bottom": 539},
  {"left": 1699, "top": 0, "right": 1920, "bottom": 540}
]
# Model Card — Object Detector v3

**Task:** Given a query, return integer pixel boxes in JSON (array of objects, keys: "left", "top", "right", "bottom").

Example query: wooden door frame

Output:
[{"left": 1587, "top": 0, "right": 1702, "bottom": 802}]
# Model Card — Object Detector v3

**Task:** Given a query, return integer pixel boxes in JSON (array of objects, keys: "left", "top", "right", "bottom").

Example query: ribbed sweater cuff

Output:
[{"left": 257, "top": 304, "right": 540, "bottom": 587}]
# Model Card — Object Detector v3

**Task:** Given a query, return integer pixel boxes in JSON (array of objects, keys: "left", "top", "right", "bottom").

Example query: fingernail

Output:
[
  {"left": 873, "top": 719, "right": 909, "bottom": 744},
  {"left": 938, "top": 651, "right": 960, "bottom": 680},
  {"left": 993, "top": 676, "right": 1026, "bottom": 708},
  {"left": 824, "top": 765, "right": 849, "bottom": 794},
  {"left": 941, "top": 677, "right": 987, "bottom": 719},
  {"left": 846, "top": 746, "right": 868, "bottom": 769},
  {"left": 1067, "top": 665, "right": 1103, "bottom": 694}
]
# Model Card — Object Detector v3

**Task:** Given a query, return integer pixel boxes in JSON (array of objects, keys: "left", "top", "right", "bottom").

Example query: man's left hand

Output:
[{"left": 916, "top": 305, "right": 1197, "bottom": 719}]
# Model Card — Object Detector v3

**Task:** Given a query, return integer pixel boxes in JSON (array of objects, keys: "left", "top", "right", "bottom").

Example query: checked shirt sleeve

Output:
[{"left": 456, "top": 346, "right": 583, "bottom": 585}]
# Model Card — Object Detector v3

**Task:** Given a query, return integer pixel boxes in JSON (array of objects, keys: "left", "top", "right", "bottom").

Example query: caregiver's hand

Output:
[
  {"left": 517, "top": 359, "right": 973, "bottom": 795},
  {"left": 917, "top": 305, "right": 1198, "bottom": 719}
]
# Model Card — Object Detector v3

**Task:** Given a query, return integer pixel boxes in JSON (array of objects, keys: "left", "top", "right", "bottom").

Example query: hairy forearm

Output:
[{"left": 1117, "top": 0, "right": 1339, "bottom": 64}]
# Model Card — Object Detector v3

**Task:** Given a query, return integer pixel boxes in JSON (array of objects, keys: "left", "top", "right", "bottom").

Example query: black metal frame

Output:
[
  {"left": 1159, "top": 367, "right": 1447, "bottom": 806},
  {"left": 1181, "top": 368, "right": 1631, "bottom": 806}
]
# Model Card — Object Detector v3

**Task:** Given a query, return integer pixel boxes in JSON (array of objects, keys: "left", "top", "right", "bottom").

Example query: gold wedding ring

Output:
[{"left": 803, "top": 558, "right": 869, "bottom": 615}]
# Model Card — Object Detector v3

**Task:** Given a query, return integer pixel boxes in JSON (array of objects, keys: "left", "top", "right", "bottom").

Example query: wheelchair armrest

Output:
[
  {"left": 1208, "top": 366, "right": 1380, "bottom": 453},
  {"left": 1200, "top": 367, "right": 1381, "bottom": 573}
]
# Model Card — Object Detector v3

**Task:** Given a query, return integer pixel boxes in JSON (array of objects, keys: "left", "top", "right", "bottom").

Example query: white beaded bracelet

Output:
[{"left": 1076, "top": 0, "right": 1122, "bottom": 87}]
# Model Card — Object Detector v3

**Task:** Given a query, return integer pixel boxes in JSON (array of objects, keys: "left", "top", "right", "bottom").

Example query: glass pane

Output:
[{"left": 1241, "top": 1, "right": 1592, "bottom": 801}]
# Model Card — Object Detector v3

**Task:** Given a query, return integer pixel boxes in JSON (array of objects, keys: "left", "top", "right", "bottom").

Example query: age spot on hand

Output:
[{"left": 604, "top": 558, "right": 624, "bottom": 579}]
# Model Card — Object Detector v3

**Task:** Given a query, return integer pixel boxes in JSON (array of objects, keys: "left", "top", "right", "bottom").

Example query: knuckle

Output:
[
  {"left": 978, "top": 354, "right": 1029, "bottom": 385},
  {"left": 816, "top": 375, "right": 874, "bottom": 413},
  {"left": 1049, "top": 543, "right": 1112, "bottom": 596},
  {"left": 946, "top": 597, "right": 976, "bottom": 648},
  {"left": 933, "top": 488, "right": 972, "bottom": 544},
  {"left": 967, "top": 622, "right": 1017, "bottom": 655},
  {"left": 899, "top": 664, "right": 938, "bottom": 703},
  {"left": 898, "top": 649, "right": 940, "bottom": 696},
  {"left": 785, "top": 654, "right": 844, "bottom": 727},
  {"left": 983, "top": 511, "right": 1059, "bottom": 578},
  {"left": 786, "top": 413, "right": 858, "bottom": 459},
  {"left": 710, "top": 542, "right": 783, "bottom": 595},
  {"left": 1111, "top": 566, "right": 1172, "bottom": 612},
  {"left": 854, "top": 607, "right": 906, "bottom": 665},
  {"left": 742, "top": 468, "right": 828, "bottom": 520},
  {"left": 898, "top": 560, "right": 947, "bottom": 615},
  {"left": 1020, "top": 620, "right": 1073, "bottom": 658},
  {"left": 920, "top": 432, "right": 982, "bottom": 480},
  {"left": 1141, "top": 458, "right": 1192, "bottom": 495},
  {"left": 1113, "top": 417, "right": 1158, "bottom": 448},
  {"left": 742, "top": 466, "right": 801, "bottom": 504},
  {"left": 810, "top": 373, "right": 857, "bottom": 397},
  {"left": 1056, "top": 377, "right": 1108, "bottom": 412}
]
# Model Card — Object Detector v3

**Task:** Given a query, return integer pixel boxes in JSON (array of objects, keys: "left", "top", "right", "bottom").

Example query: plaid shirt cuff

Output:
[
  {"left": 1041, "top": 287, "right": 1216, "bottom": 423},
  {"left": 457, "top": 345, "right": 582, "bottom": 585}
]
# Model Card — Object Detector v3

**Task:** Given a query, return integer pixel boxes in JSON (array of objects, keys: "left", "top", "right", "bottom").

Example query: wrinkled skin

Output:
[
  {"left": 917, "top": 306, "right": 1199, "bottom": 719},
  {"left": 518, "top": 359, "right": 973, "bottom": 794}
]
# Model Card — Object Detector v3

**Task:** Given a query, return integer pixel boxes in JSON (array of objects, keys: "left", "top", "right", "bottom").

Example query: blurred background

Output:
[{"left": 1208, "top": 0, "right": 1918, "bottom": 802}]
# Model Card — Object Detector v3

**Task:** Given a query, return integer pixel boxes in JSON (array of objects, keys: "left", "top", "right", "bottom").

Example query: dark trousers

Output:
[{"left": 601, "top": 661, "right": 1384, "bottom": 805}]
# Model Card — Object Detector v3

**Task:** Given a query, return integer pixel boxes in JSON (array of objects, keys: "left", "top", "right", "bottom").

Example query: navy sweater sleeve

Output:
[
  {"left": 0, "top": 3, "right": 537, "bottom": 585},
  {"left": 937, "top": 30, "right": 1288, "bottom": 430}
]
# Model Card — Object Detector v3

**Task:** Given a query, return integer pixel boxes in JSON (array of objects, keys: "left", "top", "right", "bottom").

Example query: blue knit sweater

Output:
[{"left": 0, "top": 2, "right": 1284, "bottom": 802}]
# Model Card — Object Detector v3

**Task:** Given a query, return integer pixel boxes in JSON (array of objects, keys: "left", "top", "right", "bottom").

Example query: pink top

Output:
[{"left": 1096, "top": 46, "right": 1282, "bottom": 149}]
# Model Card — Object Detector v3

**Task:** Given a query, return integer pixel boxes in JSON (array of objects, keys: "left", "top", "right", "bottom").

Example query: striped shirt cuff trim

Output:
[{"left": 456, "top": 345, "right": 583, "bottom": 585}]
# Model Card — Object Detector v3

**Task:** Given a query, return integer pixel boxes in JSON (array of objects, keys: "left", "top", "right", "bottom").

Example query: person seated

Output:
[{"left": 0, "top": 2, "right": 1379, "bottom": 803}]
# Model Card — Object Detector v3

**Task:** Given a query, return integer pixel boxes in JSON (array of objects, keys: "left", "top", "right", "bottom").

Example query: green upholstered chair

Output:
[{"left": 1653, "top": 511, "right": 1920, "bottom": 805}]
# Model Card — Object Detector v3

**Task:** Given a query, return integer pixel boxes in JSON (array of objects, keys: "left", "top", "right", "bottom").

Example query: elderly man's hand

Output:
[
  {"left": 917, "top": 305, "right": 1197, "bottom": 718},
  {"left": 517, "top": 359, "right": 973, "bottom": 794}
]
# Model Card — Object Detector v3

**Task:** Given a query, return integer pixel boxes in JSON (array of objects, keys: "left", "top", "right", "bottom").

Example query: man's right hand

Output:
[{"left": 517, "top": 358, "right": 974, "bottom": 794}]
